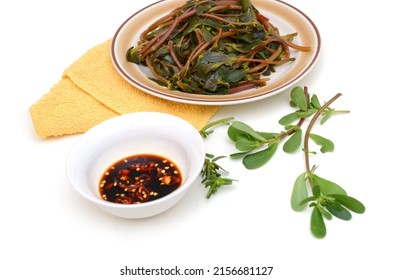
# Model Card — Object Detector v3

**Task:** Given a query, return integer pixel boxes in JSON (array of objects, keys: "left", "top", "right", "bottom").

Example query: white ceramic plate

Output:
[{"left": 111, "top": 0, "right": 321, "bottom": 105}]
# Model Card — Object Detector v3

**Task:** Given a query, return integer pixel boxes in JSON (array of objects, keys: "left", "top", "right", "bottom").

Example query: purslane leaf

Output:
[
  {"left": 311, "top": 184, "right": 321, "bottom": 197},
  {"left": 310, "top": 134, "right": 334, "bottom": 153},
  {"left": 278, "top": 112, "right": 299, "bottom": 126},
  {"left": 299, "top": 196, "right": 316, "bottom": 206},
  {"left": 235, "top": 135, "right": 261, "bottom": 151},
  {"left": 229, "top": 121, "right": 266, "bottom": 142},
  {"left": 320, "top": 111, "right": 332, "bottom": 125},
  {"left": 328, "top": 194, "right": 366, "bottom": 214},
  {"left": 310, "top": 94, "right": 321, "bottom": 109},
  {"left": 242, "top": 142, "right": 279, "bottom": 169},
  {"left": 226, "top": 69, "right": 247, "bottom": 83},
  {"left": 283, "top": 129, "right": 302, "bottom": 153},
  {"left": 227, "top": 124, "right": 246, "bottom": 141},
  {"left": 291, "top": 172, "right": 308, "bottom": 211},
  {"left": 317, "top": 205, "right": 333, "bottom": 220},
  {"left": 311, "top": 206, "right": 326, "bottom": 238},
  {"left": 310, "top": 174, "right": 347, "bottom": 196},
  {"left": 324, "top": 200, "right": 352, "bottom": 221},
  {"left": 229, "top": 151, "right": 250, "bottom": 159},
  {"left": 290, "top": 86, "right": 308, "bottom": 111}
]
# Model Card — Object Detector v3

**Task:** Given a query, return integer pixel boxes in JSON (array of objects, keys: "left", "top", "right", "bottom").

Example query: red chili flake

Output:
[
  {"left": 161, "top": 175, "right": 181, "bottom": 186},
  {"left": 115, "top": 196, "right": 133, "bottom": 204},
  {"left": 118, "top": 169, "right": 131, "bottom": 175}
]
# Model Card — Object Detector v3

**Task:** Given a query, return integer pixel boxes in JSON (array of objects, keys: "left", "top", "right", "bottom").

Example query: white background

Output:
[{"left": 1, "top": 0, "right": 391, "bottom": 279}]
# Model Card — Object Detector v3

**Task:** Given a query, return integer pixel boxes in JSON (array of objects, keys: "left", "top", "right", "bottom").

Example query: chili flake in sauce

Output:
[{"left": 99, "top": 154, "right": 182, "bottom": 204}]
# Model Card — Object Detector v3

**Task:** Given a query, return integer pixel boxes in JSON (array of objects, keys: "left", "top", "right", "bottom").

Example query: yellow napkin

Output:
[{"left": 30, "top": 39, "right": 221, "bottom": 138}]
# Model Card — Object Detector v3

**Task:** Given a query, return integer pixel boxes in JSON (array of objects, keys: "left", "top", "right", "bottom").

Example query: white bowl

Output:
[{"left": 66, "top": 112, "right": 205, "bottom": 219}]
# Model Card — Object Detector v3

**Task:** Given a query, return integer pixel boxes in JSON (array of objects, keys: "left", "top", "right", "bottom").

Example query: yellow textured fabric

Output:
[{"left": 30, "top": 39, "right": 221, "bottom": 138}]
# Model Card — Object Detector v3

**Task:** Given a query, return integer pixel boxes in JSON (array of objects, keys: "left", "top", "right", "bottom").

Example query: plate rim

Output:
[{"left": 111, "top": 0, "right": 321, "bottom": 106}]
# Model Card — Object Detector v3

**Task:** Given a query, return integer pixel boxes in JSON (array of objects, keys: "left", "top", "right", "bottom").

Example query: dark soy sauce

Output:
[{"left": 99, "top": 154, "right": 182, "bottom": 204}]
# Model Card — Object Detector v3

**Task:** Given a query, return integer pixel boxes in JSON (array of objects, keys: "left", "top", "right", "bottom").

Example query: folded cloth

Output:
[{"left": 30, "top": 39, "right": 221, "bottom": 138}]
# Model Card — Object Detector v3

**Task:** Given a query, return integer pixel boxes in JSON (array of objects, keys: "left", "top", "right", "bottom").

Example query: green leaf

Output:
[
  {"left": 126, "top": 46, "right": 144, "bottom": 64},
  {"left": 310, "top": 174, "right": 347, "bottom": 195},
  {"left": 290, "top": 86, "right": 308, "bottom": 111},
  {"left": 226, "top": 69, "right": 247, "bottom": 83},
  {"left": 201, "top": 51, "right": 229, "bottom": 63},
  {"left": 291, "top": 172, "right": 308, "bottom": 211},
  {"left": 242, "top": 142, "right": 279, "bottom": 169},
  {"left": 229, "top": 151, "right": 250, "bottom": 159},
  {"left": 283, "top": 130, "right": 302, "bottom": 153},
  {"left": 235, "top": 135, "right": 261, "bottom": 151},
  {"left": 228, "top": 121, "right": 266, "bottom": 142},
  {"left": 320, "top": 111, "right": 332, "bottom": 124},
  {"left": 289, "top": 100, "right": 297, "bottom": 107},
  {"left": 325, "top": 200, "right": 352, "bottom": 221},
  {"left": 317, "top": 205, "right": 333, "bottom": 220},
  {"left": 228, "top": 123, "right": 245, "bottom": 141},
  {"left": 299, "top": 196, "right": 316, "bottom": 206},
  {"left": 328, "top": 194, "right": 366, "bottom": 214},
  {"left": 311, "top": 206, "right": 326, "bottom": 238},
  {"left": 278, "top": 112, "right": 299, "bottom": 126},
  {"left": 200, "top": 26, "right": 214, "bottom": 42},
  {"left": 309, "top": 134, "right": 334, "bottom": 153},
  {"left": 311, "top": 185, "right": 321, "bottom": 197},
  {"left": 310, "top": 94, "right": 321, "bottom": 109}
]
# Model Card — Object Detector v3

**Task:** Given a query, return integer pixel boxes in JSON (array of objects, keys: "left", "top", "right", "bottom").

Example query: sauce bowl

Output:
[{"left": 66, "top": 112, "right": 205, "bottom": 218}]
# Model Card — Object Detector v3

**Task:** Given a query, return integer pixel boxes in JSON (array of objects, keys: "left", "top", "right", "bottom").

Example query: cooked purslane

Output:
[{"left": 126, "top": 0, "right": 311, "bottom": 95}]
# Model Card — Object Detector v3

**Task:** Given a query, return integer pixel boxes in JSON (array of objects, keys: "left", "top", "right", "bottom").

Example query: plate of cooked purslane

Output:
[{"left": 111, "top": 0, "right": 321, "bottom": 105}]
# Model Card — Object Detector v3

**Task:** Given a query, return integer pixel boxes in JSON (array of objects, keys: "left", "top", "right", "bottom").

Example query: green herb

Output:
[
  {"left": 292, "top": 93, "right": 365, "bottom": 238},
  {"left": 227, "top": 86, "right": 364, "bottom": 238},
  {"left": 199, "top": 117, "right": 237, "bottom": 198},
  {"left": 201, "top": 154, "right": 237, "bottom": 198},
  {"left": 126, "top": 0, "right": 311, "bottom": 95}
]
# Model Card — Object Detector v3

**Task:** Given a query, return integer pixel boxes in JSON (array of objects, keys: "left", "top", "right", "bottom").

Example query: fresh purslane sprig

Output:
[
  {"left": 226, "top": 86, "right": 364, "bottom": 238},
  {"left": 290, "top": 93, "right": 365, "bottom": 238},
  {"left": 199, "top": 117, "right": 237, "bottom": 198}
]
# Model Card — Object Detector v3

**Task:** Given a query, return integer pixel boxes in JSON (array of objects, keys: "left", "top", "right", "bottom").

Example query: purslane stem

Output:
[
  {"left": 199, "top": 117, "right": 235, "bottom": 137},
  {"left": 304, "top": 93, "right": 343, "bottom": 183}
]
